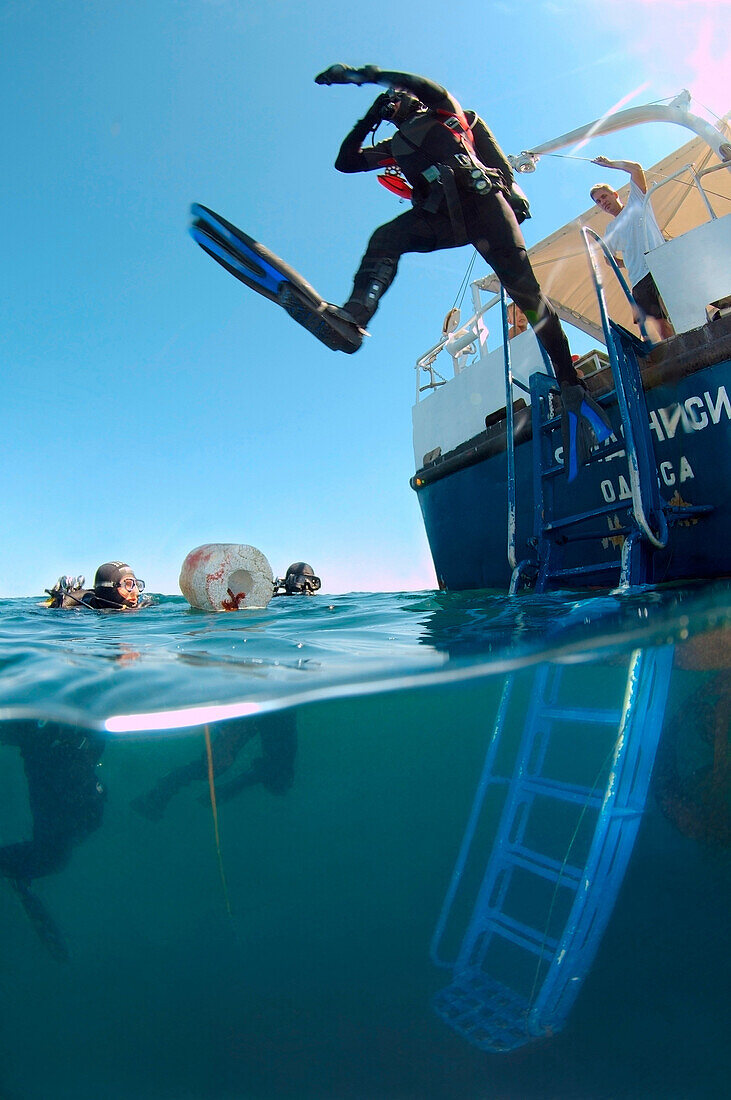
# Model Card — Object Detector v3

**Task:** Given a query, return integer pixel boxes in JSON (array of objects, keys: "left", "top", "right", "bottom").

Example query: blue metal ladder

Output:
[
  {"left": 508, "top": 229, "right": 712, "bottom": 592},
  {"left": 528, "top": 325, "right": 665, "bottom": 591},
  {"left": 430, "top": 646, "right": 674, "bottom": 1052}
]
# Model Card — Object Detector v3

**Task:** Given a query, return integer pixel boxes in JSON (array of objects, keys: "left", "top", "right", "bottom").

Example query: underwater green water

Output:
[{"left": 1, "top": 585, "right": 729, "bottom": 1098}]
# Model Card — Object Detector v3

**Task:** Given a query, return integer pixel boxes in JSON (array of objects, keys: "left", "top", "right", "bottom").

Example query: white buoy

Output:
[{"left": 179, "top": 544, "right": 274, "bottom": 611}]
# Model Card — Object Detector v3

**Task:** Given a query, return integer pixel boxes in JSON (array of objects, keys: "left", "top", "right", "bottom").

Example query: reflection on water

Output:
[{"left": 0, "top": 585, "right": 728, "bottom": 1099}]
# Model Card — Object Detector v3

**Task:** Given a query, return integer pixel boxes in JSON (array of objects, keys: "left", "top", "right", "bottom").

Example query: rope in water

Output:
[{"left": 204, "top": 724, "right": 234, "bottom": 919}]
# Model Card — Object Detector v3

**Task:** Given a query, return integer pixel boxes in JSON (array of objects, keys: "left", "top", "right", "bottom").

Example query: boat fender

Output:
[{"left": 179, "top": 543, "right": 274, "bottom": 611}]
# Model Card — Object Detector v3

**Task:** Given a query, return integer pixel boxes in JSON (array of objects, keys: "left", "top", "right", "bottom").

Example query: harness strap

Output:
[
  {"left": 394, "top": 110, "right": 495, "bottom": 238},
  {"left": 434, "top": 108, "right": 475, "bottom": 147},
  {"left": 439, "top": 166, "right": 468, "bottom": 241}
]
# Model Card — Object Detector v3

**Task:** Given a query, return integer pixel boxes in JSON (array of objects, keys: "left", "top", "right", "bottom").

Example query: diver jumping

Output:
[{"left": 315, "top": 63, "right": 611, "bottom": 476}]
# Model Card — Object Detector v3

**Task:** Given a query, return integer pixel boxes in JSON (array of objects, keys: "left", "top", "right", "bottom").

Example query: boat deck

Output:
[{"left": 413, "top": 313, "right": 731, "bottom": 488}]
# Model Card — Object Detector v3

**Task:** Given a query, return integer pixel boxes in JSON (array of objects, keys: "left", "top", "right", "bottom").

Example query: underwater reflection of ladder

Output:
[{"left": 430, "top": 646, "right": 674, "bottom": 1052}]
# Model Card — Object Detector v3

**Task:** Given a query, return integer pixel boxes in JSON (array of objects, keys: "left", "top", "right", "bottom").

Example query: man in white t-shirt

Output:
[{"left": 590, "top": 156, "right": 675, "bottom": 341}]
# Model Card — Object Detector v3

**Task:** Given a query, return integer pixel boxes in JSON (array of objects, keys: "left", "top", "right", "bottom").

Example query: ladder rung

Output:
[
  {"left": 667, "top": 503, "right": 714, "bottom": 519},
  {"left": 546, "top": 501, "right": 715, "bottom": 539},
  {"left": 484, "top": 912, "right": 559, "bottom": 958},
  {"left": 545, "top": 561, "right": 621, "bottom": 580},
  {"left": 551, "top": 526, "right": 631, "bottom": 543},
  {"left": 578, "top": 441, "right": 626, "bottom": 467},
  {"left": 540, "top": 704, "right": 621, "bottom": 724},
  {"left": 541, "top": 461, "right": 567, "bottom": 479},
  {"left": 543, "top": 498, "right": 634, "bottom": 531},
  {"left": 539, "top": 440, "right": 625, "bottom": 476},
  {"left": 503, "top": 844, "right": 582, "bottom": 887},
  {"left": 522, "top": 774, "right": 603, "bottom": 806},
  {"left": 535, "top": 447, "right": 624, "bottom": 479},
  {"left": 432, "top": 972, "right": 534, "bottom": 1052}
]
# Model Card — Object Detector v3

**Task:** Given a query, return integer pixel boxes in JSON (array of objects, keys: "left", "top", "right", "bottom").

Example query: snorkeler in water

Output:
[
  {"left": 46, "top": 562, "right": 151, "bottom": 611},
  {"left": 272, "top": 562, "right": 322, "bottom": 597}
]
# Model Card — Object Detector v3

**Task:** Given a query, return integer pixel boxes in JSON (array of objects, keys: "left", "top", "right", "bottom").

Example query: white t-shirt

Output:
[{"left": 603, "top": 179, "right": 666, "bottom": 288}]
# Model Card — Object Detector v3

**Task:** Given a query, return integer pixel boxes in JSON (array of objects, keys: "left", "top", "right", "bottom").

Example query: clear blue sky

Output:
[{"left": 2, "top": 0, "right": 728, "bottom": 595}]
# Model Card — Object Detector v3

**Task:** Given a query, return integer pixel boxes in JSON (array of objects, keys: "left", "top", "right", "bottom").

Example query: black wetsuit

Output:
[
  {"left": 336, "top": 69, "right": 577, "bottom": 386},
  {"left": 0, "top": 725, "right": 106, "bottom": 883}
]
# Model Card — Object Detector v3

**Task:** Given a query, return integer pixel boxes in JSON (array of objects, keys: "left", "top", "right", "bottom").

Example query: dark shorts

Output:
[{"left": 632, "top": 272, "right": 669, "bottom": 321}]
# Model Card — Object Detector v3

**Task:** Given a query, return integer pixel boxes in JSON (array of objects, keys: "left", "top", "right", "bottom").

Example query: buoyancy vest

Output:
[
  {"left": 389, "top": 107, "right": 530, "bottom": 223},
  {"left": 389, "top": 108, "right": 490, "bottom": 196}
]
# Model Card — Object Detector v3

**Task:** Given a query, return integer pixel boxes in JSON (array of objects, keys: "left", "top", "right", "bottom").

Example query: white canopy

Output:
[{"left": 481, "top": 132, "right": 731, "bottom": 341}]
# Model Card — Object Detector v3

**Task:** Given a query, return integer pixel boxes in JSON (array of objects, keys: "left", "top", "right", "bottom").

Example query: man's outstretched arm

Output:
[{"left": 592, "top": 155, "right": 648, "bottom": 193}]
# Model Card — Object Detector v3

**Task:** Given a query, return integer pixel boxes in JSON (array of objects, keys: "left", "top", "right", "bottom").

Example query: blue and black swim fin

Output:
[
  {"left": 189, "top": 204, "right": 364, "bottom": 354},
  {"left": 560, "top": 383, "right": 613, "bottom": 482}
]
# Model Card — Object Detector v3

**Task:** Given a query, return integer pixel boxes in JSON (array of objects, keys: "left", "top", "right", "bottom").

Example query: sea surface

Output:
[{"left": 1, "top": 583, "right": 729, "bottom": 1100}]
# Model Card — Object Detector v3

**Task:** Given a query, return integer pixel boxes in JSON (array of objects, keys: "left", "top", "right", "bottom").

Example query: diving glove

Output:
[
  {"left": 364, "top": 92, "right": 393, "bottom": 125},
  {"left": 315, "top": 64, "right": 362, "bottom": 86},
  {"left": 314, "top": 64, "right": 379, "bottom": 87},
  {"left": 560, "top": 382, "right": 613, "bottom": 482}
]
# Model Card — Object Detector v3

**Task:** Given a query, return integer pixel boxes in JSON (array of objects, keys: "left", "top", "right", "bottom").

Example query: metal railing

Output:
[
  {"left": 644, "top": 160, "right": 731, "bottom": 249},
  {"left": 581, "top": 225, "right": 668, "bottom": 551},
  {"left": 414, "top": 300, "right": 492, "bottom": 402}
]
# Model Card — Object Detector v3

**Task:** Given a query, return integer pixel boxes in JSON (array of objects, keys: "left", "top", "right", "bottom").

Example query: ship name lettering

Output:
[
  {"left": 601, "top": 456, "right": 694, "bottom": 501},
  {"left": 600, "top": 475, "right": 632, "bottom": 503},
  {"left": 705, "top": 386, "right": 731, "bottom": 425},
  {"left": 649, "top": 386, "right": 729, "bottom": 441}
]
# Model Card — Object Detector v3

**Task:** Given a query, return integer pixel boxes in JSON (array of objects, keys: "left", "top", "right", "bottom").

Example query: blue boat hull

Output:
[{"left": 413, "top": 359, "right": 731, "bottom": 590}]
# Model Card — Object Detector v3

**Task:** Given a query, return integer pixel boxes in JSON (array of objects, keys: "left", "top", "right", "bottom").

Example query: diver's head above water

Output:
[
  {"left": 93, "top": 562, "right": 145, "bottom": 609},
  {"left": 276, "top": 563, "right": 321, "bottom": 596}
]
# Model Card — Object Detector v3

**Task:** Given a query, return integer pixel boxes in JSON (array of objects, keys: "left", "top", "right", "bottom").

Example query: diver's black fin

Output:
[{"left": 11, "top": 879, "right": 70, "bottom": 962}]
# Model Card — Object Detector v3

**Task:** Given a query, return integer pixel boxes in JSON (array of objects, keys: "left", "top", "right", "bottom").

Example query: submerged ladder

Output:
[
  {"left": 506, "top": 229, "right": 712, "bottom": 593},
  {"left": 430, "top": 646, "right": 674, "bottom": 1052}
]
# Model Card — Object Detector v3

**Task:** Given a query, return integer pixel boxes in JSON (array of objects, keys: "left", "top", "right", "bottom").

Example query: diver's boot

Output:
[
  {"left": 560, "top": 382, "right": 613, "bottom": 482},
  {"left": 320, "top": 297, "right": 375, "bottom": 352},
  {"left": 334, "top": 300, "right": 372, "bottom": 328},
  {"left": 330, "top": 257, "right": 397, "bottom": 342}
]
